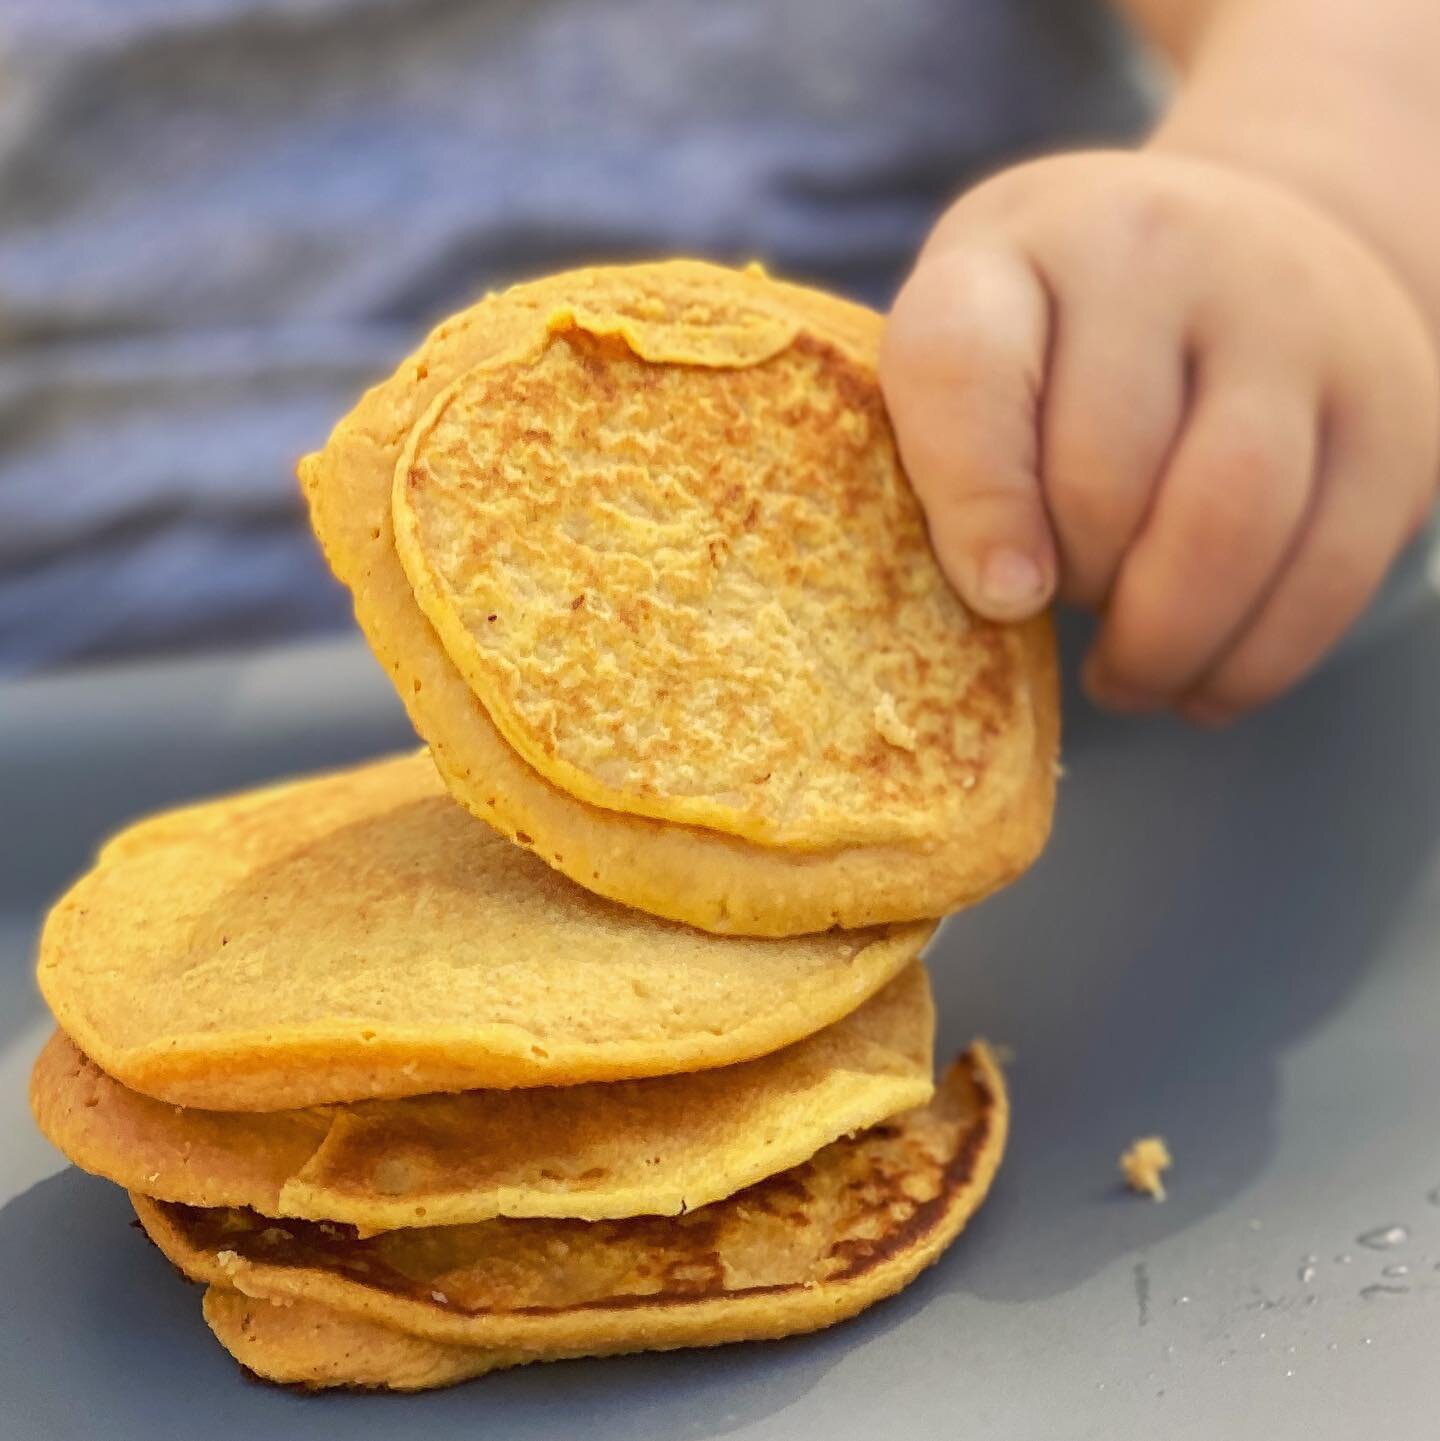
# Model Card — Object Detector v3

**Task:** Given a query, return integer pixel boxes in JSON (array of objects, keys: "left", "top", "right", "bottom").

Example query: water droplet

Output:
[
  {"left": 1337, "top": 1254, "right": 1354, "bottom": 1265},
  {"left": 1360, "top": 1283, "right": 1408, "bottom": 1301},
  {"left": 1285, "top": 1369, "right": 1295, "bottom": 1379},
  {"left": 1286, "top": 1345, "right": 1297, "bottom": 1354},
  {"left": 1327, "top": 1342, "right": 1339, "bottom": 1353},
  {"left": 1364, "top": 1337, "right": 1374, "bottom": 1346},
  {"left": 1097, "top": 1382, "right": 1106, "bottom": 1391},
  {"left": 1357, "top": 1224, "right": 1409, "bottom": 1250},
  {"left": 1164, "top": 1344, "right": 1175, "bottom": 1357},
  {"left": 1259, "top": 1331, "right": 1268, "bottom": 1340},
  {"left": 1299, "top": 1262, "right": 1318, "bottom": 1284},
  {"left": 1383, "top": 1264, "right": 1410, "bottom": 1278},
  {"left": 1176, "top": 1295, "right": 1191, "bottom": 1305}
]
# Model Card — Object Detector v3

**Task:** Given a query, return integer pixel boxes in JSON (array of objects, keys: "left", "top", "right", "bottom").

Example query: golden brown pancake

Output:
[
  {"left": 202, "top": 1289, "right": 523, "bottom": 1391},
  {"left": 32, "top": 965, "right": 933, "bottom": 1227},
  {"left": 133, "top": 1047, "right": 1006, "bottom": 1360},
  {"left": 37, "top": 752, "right": 931, "bottom": 1110},
  {"left": 301, "top": 259, "right": 1058, "bottom": 936}
]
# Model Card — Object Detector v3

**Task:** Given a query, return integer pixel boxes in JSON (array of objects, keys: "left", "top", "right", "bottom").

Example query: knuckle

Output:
[
  {"left": 1180, "top": 482, "right": 1264, "bottom": 572},
  {"left": 883, "top": 277, "right": 986, "bottom": 388},
  {"left": 1182, "top": 434, "right": 1298, "bottom": 563},
  {"left": 932, "top": 458, "right": 1040, "bottom": 517},
  {"left": 1208, "top": 422, "right": 1293, "bottom": 492},
  {"left": 1111, "top": 184, "right": 1191, "bottom": 254},
  {"left": 1045, "top": 456, "right": 1128, "bottom": 542},
  {"left": 1064, "top": 182, "right": 1200, "bottom": 286},
  {"left": 886, "top": 389, "right": 1042, "bottom": 517},
  {"left": 879, "top": 287, "right": 940, "bottom": 381},
  {"left": 1253, "top": 241, "right": 1330, "bottom": 311}
]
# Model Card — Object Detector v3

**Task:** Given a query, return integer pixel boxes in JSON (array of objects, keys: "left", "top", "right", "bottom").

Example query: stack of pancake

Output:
[{"left": 29, "top": 261, "right": 1058, "bottom": 1392}]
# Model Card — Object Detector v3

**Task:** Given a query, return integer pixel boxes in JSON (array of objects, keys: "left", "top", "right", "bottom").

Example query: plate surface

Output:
[{"left": 5, "top": 613, "right": 1440, "bottom": 1441}]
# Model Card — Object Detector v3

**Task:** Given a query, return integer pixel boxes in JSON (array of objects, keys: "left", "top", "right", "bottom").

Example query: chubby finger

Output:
[
  {"left": 1085, "top": 369, "right": 1318, "bottom": 709},
  {"left": 1183, "top": 407, "right": 1430, "bottom": 721},
  {"left": 881, "top": 244, "right": 1057, "bottom": 620},
  {"left": 1040, "top": 284, "right": 1189, "bottom": 608}
]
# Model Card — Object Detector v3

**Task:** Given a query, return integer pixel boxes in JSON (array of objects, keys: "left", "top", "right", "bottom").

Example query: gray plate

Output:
[{"left": 5, "top": 610, "right": 1440, "bottom": 1441}]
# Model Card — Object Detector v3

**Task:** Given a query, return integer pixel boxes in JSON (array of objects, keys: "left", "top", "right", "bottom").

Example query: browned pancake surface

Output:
[{"left": 134, "top": 1047, "right": 1006, "bottom": 1356}]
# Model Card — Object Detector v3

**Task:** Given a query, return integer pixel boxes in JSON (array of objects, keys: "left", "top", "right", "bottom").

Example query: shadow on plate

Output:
[
  {"left": 0, "top": 1168, "right": 900, "bottom": 1441},
  {"left": 924, "top": 603, "right": 1440, "bottom": 1304}
]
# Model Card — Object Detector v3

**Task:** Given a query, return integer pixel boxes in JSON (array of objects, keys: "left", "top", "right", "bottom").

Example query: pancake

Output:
[
  {"left": 202, "top": 1289, "right": 523, "bottom": 1391},
  {"left": 300, "top": 259, "right": 1058, "bottom": 936},
  {"left": 133, "top": 1046, "right": 1006, "bottom": 1360},
  {"left": 37, "top": 752, "right": 932, "bottom": 1110},
  {"left": 32, "top": 965, "right": 934, "bottom": 1227}
]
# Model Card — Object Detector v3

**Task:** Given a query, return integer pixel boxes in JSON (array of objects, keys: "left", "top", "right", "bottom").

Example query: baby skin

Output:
[{"left": 882, "top": 0, "right": 1440, "bottom": 723}]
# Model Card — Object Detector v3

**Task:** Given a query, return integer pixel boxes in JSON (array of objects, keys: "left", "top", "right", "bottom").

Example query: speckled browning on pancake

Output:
[
  {"left": 395, "top": 326, "right": 1032, "bottom": 850},
  {"left": 31, "top": 966, "right": 934, "bottom": 1226},
  {"left": 133, "top": 1046, "right": 1006, "bottom": 1359},
  {"left": 300, "top": 259, "right": 1059, "bottom": 936},
  {"left": 37, "top": 752, "right": 932, "bottom": 1110}
]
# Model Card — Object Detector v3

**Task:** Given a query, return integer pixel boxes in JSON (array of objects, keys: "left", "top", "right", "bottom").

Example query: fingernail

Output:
[{"left": 976, "top": 548, "right": 1048, "bottom": 617}]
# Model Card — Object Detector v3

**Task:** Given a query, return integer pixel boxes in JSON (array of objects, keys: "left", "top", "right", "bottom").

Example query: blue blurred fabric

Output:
[{"left": 0, "top": 0, "right": 1151, "bottom": 672}]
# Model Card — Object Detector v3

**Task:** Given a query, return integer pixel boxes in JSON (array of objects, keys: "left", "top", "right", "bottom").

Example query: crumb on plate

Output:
[{"left": 1120, "top": 1135, "right": 1172, "bottom": 1201}]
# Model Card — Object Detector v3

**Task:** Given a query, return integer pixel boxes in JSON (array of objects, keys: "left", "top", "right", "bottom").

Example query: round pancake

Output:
[
  {"left": 134, "top": 1046, "right": 1006, "bottom": 1359},
  {"left": 37, "top": 752, "right": 932, "bottom": 1110},
  {"left": 396, "top": 327, "right": 1033, "bottom": 853},
  {"left": 32, "top": 965, "right": 934, "bottom": 1226},
  {"left": 300, "top": 259, "right": 1059, "bottom": 935}
]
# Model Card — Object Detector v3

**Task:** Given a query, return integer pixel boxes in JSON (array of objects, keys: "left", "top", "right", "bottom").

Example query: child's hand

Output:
[{"left": 881, "top": 151, "right": 1439, "bottom": 722}]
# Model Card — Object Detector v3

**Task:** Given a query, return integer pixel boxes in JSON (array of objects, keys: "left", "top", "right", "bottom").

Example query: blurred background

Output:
[{"left": 0, "top": 0, "right": 1154, "bottom": 675}]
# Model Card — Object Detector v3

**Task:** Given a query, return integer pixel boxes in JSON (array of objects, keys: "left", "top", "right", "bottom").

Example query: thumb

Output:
[{"left": 880, "top": 243, "right": 1057, "bottom": 621}]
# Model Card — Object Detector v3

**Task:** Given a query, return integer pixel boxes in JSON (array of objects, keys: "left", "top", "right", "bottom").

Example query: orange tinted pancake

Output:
[
  {"left": 134, "top": 1047, "right": 1006, "bottom": 1357},
  {"left": 32, "top": 966, "right": 933, "bottom": 1226},
  {"left": 37, "top": 752, "right": 930, "bottom": 1109},
  {"left": 301, "top": 259, "right": 1059, "bottom": 935}
]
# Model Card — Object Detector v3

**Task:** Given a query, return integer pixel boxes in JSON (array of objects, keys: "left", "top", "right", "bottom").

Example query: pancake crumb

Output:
[{"left": 1120, "top": 1136, "right": 1172, "bottom": 1201}]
